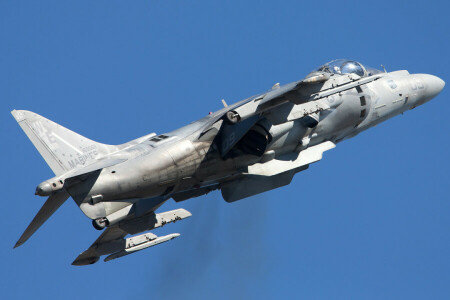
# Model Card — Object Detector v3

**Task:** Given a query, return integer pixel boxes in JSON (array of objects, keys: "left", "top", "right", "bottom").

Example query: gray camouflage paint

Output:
[{"left": 11, "top": 59, "right": 445, "bottom": 264}]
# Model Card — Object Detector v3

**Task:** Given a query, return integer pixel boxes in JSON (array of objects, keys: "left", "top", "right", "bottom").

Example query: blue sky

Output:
[{"left": 1, "top": 1, "right": 449, "bottom": 299}]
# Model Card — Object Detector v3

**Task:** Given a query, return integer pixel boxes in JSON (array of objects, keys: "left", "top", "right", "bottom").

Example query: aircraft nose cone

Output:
[{"left": 423, "top": 74, "right": 445, "bottom": 99}]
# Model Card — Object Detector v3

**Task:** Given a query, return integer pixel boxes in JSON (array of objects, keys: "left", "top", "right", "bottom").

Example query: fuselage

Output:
[
  {"left": 66, "top": 66, "right": 445, "bottom": 220},
  {"left": 12, "top": 60, "right": 445, "bottom": 261}
]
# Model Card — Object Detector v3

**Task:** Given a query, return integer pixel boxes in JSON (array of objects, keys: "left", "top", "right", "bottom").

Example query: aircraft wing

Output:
[
  {"left": 221, "top": 141, "right": 336, "bottom": 202},
  {"left": 197, "top": 73, "right": 330, "bottom": 156},
  {"left": 72, "top": 208, "right": 191, "bottom": 265},
  {"left": 72, "top": 226, "right": 128, "bottom": 265},
  {"left": 201, "top": 72, "right": 331, "bottom": 131},
  {"left": 201, "top": 70, "right": 383, "bottom": 139},
  {"left": 200, "top": 81, "right": 302, "bottom": 134}
]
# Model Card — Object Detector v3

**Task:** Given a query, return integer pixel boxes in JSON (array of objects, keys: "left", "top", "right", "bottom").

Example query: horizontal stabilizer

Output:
[
  {"left": 36, "top": 157, "right": 127, "bottom": 200},
  {"left": 65, "top": 157, "right": 127, "bottom": 180},
  {"left": 14, "top": 190, "right": 70, "bottom": 248}
]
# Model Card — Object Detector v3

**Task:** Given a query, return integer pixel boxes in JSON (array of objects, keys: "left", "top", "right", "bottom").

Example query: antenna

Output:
[
  {"left": 221, "top": 99, "right": 228, "bottom": 108},
  {"left": 381, "top": 64, "right": 387, "bottom": 73}
]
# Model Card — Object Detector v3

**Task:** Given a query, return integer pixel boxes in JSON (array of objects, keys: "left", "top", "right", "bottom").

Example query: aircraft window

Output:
[
  {"left": 366, "top": 67, "right": 383, "bottom": 76},
  {"left": 340, "top": 61, "right": 365, "bottom": 76},
  {"left": 314, "top": 59, "right": 381, "bottom": 77}
]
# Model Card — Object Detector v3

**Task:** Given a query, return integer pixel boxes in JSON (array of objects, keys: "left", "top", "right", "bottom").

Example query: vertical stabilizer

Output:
[{"left": 11, "top": 110, "right": 119, "bottom": 176}]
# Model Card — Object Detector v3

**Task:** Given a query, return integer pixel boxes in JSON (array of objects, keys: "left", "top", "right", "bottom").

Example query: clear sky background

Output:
[{"left": 1, "top": 1, "right": 449, "bottom": 299}]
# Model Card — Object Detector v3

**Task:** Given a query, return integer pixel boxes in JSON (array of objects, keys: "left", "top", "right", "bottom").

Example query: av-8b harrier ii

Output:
[{"left": 12, "top": 59, "right": 444, "bottom": 265}]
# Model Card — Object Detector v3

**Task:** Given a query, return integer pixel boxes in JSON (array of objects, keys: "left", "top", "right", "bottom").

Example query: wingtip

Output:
[
  {"left": 13, "top": 241, "right": 22, "bottom": 249},
  {"left": 11, "top": 109, "right": 26, "bottom": 122},
  {"left": 72, "top": 255, "right": 100, "bottom": 266}
]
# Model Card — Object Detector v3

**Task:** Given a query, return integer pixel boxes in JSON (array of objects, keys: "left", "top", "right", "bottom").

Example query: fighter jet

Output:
[{"left": 11, "top": 59, "right": 444, "bottom": 265}]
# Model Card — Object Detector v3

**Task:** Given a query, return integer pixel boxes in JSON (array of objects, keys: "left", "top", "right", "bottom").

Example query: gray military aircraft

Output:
[{"left": 12, "top": 59, "right": 444, "bottom": 265}]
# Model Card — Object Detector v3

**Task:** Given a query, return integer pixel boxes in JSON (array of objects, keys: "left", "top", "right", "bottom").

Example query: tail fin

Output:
[{"left": 12, "top": 110, "right": 119, "bottom": 176}]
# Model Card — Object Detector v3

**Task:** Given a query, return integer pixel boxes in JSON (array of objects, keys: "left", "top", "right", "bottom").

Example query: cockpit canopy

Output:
[{"left": 314, "top": 59, "right": 382, "bottom": 77}]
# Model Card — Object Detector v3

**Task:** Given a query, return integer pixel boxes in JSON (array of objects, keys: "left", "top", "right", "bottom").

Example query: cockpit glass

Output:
[
  {"left": 365, "top": 67, "right": 383, "bottom": 76},
  {"left": 314, "top": 59, "right": 382, "bottom": 77},
  {"left": 341, "top": 61, "right": 365, "bottom": 76}
]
